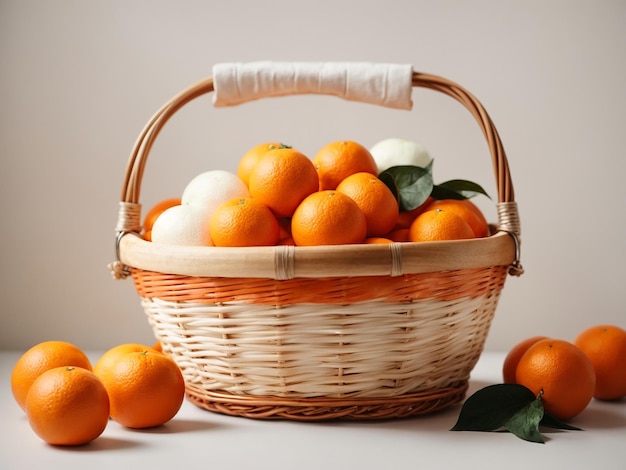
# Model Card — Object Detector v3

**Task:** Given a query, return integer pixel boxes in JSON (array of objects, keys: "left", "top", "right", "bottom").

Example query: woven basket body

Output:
[{"left": 111, "top": 62, "right": 523, "bottom": 421}]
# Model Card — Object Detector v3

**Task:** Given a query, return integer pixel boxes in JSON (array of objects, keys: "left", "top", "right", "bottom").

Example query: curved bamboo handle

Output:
[{"left": 112, "top": 64, "right": 522, "bottom": 278}]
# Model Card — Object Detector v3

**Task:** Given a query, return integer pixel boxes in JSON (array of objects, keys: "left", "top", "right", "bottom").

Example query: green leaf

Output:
[
  {"left": 451, "top": 384, "right": 584, "bottom": 444},
  {"left": 450, "top": 384, "right": 535, "bottom": 432},
  {"left": 431, "top": 184, "right": 468, "bottom": 201},
  {"left": 504, "top": 396, "right": 545, "bottom": 443},
  {"left": 377, "top": 171, "right": 399, "bottom": 200},
  {"left": 434, "top": 179, "right": 491, "bottom": 200},
  {"left": 378, "top": 164, "right": 434, "bottom": 211},
  {"left": 540, "top": 413, "right": 583, "bottom": 431}
]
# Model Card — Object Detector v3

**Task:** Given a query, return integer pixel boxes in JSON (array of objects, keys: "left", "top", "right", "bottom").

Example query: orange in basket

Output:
[
  {"left": 291, "top": 190, "right": 367, "bottom": 246},
  {"left": 313, "top": 140, "right": 378, "bottom": 190},
  {"left": 248, "top": 146, "right": 319, "bottom": 218}
]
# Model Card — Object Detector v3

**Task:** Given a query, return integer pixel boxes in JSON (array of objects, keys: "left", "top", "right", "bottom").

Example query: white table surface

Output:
[{"left": 1, "top": 350, "right": 625, "bottom": 469}]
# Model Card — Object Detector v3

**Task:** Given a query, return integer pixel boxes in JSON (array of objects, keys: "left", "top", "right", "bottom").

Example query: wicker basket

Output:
[{"left": 110, "top": 62, "right": 523, "bottom": 421}]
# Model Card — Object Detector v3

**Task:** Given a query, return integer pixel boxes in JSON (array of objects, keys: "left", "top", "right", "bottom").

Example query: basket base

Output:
[{"left": 185, "top": 381, "right": 469, "bottom": 421}]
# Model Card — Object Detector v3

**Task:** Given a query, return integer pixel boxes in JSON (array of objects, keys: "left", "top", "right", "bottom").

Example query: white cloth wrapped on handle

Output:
[{"left": 212, "top": 61, "right": 414, "bottom": 110}]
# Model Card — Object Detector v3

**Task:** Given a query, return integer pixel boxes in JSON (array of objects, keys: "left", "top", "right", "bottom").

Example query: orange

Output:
[
  {"left": 502, "top": 336, "right": 548, "bottom": 383},
  {"left": 312, "top": 140, "right": 378, "bottom": 190},
  {"left": 210, "top": 197, "right": 280, "bottom": 247},
  {"left": 25, "top": 366, "right": 109, "bottom": 446},
  {"left": 278, "top": 236, "right": 295, "bottom": 245},
  {"left": 277, "top": 218, "right": 295, "bottom": 245},
  {"left": 97, "top": 350, "right": 185, "bottom": 429},
  {"left": 364, "top": 237, "right": 393, "bottom": 244},
  {"left": 143, "top": 197, "right": 182, "bottom": 240},
  {"left": 395, "top": 197, "right": 434, "bottom": 229},
  {"left": 336, "top": 172, "right": 399, "bottom": 237},
  {"left": 574, "top": 325, "right": 626, "bottom": 400},
  {"left": 152, "top": 340, "right": 163, "bottom": 353},
  {"left": 387, "top": 228, "right": 410, "bottom": 242},
  {"left": 94, "top": 343, "right": 162, "bottom": 378},
  {"left": 11, "top": 341, "right": 93, "bottom": 411},
  {"left": 248, "top": 146, "right": 319, "bottom": 217},
  {"left": 237, "top": 141, "right": 282, "bottom": 187},
  {"left": 409, "top": 208, "right": 475, "bottom": 242},
  {"left": 515, "top": 339, "right": 596, "bottom": 420},
  {"left": 291, "top": 190, "right": 367, "bottom": 246},
  {"left": 425, "top": 199, "right": 489, "bottom": 238}
]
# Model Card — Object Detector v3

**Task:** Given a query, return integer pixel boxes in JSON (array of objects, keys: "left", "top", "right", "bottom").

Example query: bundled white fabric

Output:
[{"left": 212, "top": 61, "right": 414, "bottom": 110}]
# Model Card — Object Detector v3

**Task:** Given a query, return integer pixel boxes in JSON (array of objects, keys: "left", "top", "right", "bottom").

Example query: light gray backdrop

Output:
[{"left": 1, "top": 0, "right": 624, "bottom": 351}]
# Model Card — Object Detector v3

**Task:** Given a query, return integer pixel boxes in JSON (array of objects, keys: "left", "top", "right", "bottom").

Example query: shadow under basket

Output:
[{"left": 110, "top": 62, "right": 524, "bottom": 421}]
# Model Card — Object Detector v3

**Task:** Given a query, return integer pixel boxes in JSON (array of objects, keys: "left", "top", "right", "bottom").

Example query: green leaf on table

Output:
[
  {"left": 378, "top": 163, "right": 434, "bottom": 211},
  {"left": 540, "top": 413, "right": 583, "bottom": 431},
  {"left": 504, "top": 396, "right": 545, "bottom": 443},
  {"left": 450, "top": 383, "right": 535, "bottom": 432},
  {"left": 450, "top": 384, "right": 585, "bottom": 444},
  {"left": 432, "top": 179, "right": 491, "bottom": 200}
]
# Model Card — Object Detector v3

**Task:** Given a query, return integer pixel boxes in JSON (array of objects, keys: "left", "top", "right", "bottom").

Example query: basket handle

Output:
[
  {"left": 211, "top": 61, "right": 414, "bottom": 110},
  {"left": 112, "top": 62, "right": 522, "bottom": 277}
]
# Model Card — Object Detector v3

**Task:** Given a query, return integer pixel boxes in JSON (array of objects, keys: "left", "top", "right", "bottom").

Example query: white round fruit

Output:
[
  {"left": 150, "top": 204, "right": 213, "bottom": 246},
  {"left": 181, "top": 170, "right": 250, "bottom": 217},
  {"left": 370, "top": 138, "right": 431, "bottom": 173}
]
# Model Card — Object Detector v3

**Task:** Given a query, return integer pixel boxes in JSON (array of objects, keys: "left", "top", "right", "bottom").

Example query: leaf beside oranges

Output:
[{"left": 378, "top": 161, "right": 490, "bottom": 212}]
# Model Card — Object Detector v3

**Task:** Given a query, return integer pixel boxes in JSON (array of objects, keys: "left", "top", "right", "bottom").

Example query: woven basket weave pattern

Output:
[{"left": 136, "top": 266, "right": 505, "bottom": 398}]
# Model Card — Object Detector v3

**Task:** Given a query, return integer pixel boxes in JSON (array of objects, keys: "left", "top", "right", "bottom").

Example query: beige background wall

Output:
[{"left": 1, "top": 0, "right": 624, "bottom": 351}]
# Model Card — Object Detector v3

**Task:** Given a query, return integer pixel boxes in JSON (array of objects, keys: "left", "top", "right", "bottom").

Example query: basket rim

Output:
[{"left": 118, "top": 230, "right": 516, "bottom": 279}]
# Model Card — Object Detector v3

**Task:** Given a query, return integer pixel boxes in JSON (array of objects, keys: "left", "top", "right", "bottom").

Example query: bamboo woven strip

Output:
[
  {"left": 120, "top": 231, "right": 515, "bottom": 280},
  {"left": 184, "top": 382, "right": 468, "bottom": 420},
  {"left": 142, "top": 288, "right": 500, "bottom": 398},
  {"left": 131, "top": 265, "right": 507, "bottom": 305}
]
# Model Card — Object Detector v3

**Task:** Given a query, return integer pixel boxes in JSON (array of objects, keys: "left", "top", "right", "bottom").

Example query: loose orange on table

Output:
[
  {"left": 574, "top": 324, "right": 626, "bottom": 400},
  {"left": 409, "top": 208, "right": 475, "bottom": 242},
  {"left": 336, "top": 172, "right": 399, "bottom": 237},
  {"left": 11, "top": 340, "right": 93, "bottom": 411},
  {"left": 237, "top": 141, "right": 282, "bottom": 187},
  {"left": 425, "top": 199, "right": 489, "bottom": 238},
  {"left": 291, "top": 190, "right": 367, "bottom": 246},
  {"left": 502, "top": 336, "right": 548, "bottom": 384},
  {"left": 94, "top": 343, "right": 162, "bottom": 378},
  {"left": 210, "top": 197, "right": 280, "bottom": 247},
  {"left": 312, "top": 140, "right": 378, "bottom": 190},
  {"left": 248, "top": 146, "right": 319, "bottom": 218},
  {"left": 25, "top": 366, "right": 109, "bottom": 446},
  {"left": 515, "top": 338, "right": 596, "bottom": 420},
  {"left": 97, "top": 350, "right": 185, "bottom": 429}
]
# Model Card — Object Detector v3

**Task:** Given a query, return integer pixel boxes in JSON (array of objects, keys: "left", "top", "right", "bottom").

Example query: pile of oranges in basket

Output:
[{"left": 143, "top": 138, "right": 491, "bottom": 248}]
